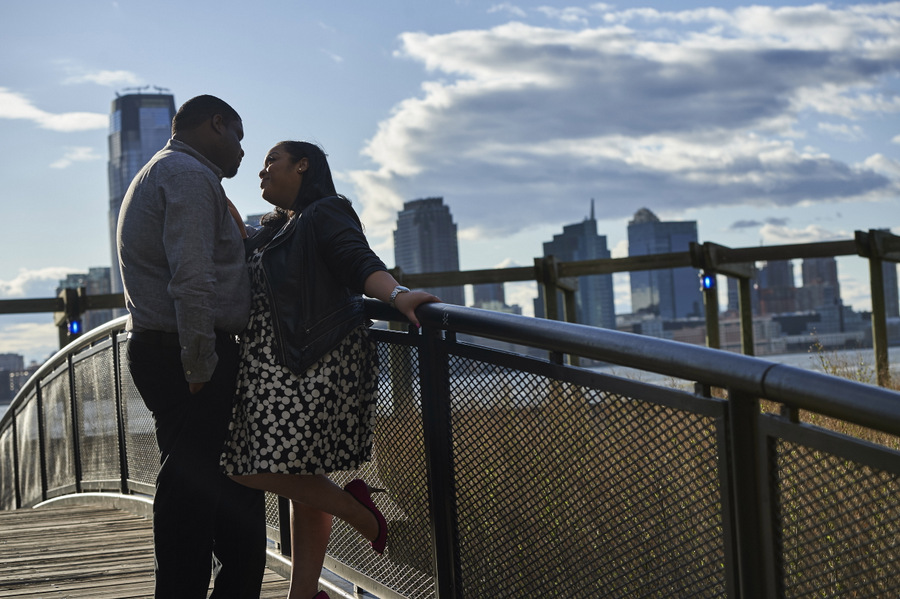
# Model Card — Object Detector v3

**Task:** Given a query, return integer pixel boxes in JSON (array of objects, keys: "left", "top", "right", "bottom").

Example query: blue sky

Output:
[{"left": 1, "top": 0, "right": 899, "bottom": 363}]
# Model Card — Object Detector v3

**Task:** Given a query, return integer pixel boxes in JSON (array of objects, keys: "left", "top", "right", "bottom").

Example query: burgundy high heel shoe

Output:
[
  {"left": 344, "top": 478, "right": 388, "bottom": 554},
  {"left": 312, "top": 592, "right": 329, "bottom": 599}
]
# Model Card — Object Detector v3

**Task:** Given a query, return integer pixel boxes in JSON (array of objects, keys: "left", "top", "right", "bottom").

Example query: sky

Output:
[{"left": 1, "top": 0, "right": 899, "bottom": 363}]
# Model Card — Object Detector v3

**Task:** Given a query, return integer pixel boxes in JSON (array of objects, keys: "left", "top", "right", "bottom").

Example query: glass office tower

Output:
[
  {"left": 534, "top": 201, "right": 616, "bottom": 328},
  {"left": 628, "top": 208, "right": 702, "bottom": 320},
  {"left": 393, "top": 197, "right": 465, "bottom": 305},
  {"left": 108, "top": 91, "right": 176, "bottom": 293}
]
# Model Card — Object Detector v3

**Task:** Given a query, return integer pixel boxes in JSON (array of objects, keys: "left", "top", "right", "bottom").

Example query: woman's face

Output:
[{"left": 259, "top": 145, "right": 306, "bottom": 209}]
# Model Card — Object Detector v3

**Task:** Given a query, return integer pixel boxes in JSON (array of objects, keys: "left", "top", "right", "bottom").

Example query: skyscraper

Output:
[
  {"left": 797, "top": 257, "right": 841, "bottom": 312},
  {"left": 393, "top": 197, "right": 465, "bottom": 305},
  {"left": 108, "top": 90, "right": 176, "bottom": 293},
  {"left": 627, "top": 208, "right": 702, "bottom": 320},
  {"left": 757, "top": 260, "right": 797, "bottom": 315},
  {"left": 473, "top": 282, "right": 505, "bottom": 307},
  {"left": 534, "top": 201, "right": 616, "bottom": 329}
]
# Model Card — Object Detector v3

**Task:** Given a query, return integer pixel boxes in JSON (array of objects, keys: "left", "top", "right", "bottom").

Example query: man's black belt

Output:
[{"left": 129, "top": 330, "right": 238, "bottom": 347}]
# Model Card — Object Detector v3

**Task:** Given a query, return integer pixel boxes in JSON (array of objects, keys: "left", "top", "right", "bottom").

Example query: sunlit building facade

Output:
[{"left": 108, "top": 91, "right": 176, "bottom": 294}]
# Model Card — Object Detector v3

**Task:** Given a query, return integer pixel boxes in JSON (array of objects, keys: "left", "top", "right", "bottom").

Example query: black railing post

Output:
[
  {"left": 11, "top": 412, "right": 21, "bottom": 509},
  {"left": 419, "top": 325, "right": 463, "bottom": 599},
  {"left": 738, "top": 276, "right": 755, "bottom": 356},
  {"left": 278, "top": 495, "right": 292, "bottom": 558},
  {"left": 111, "top": 331, "right": 130, "bottom": 494},
  {"left": 725, "top": 388, "right": 768, "bottom": 598},
  {"left": 67, "top": 354, "right": 84, "bottom": 493},
  {"left": 35, "top": 381, "right": 48, "bottom": 502}
]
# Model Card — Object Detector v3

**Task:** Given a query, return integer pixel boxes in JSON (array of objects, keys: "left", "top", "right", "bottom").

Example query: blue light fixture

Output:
[{"left": 68, "top": 319, "right": 82, "bottom": 335}]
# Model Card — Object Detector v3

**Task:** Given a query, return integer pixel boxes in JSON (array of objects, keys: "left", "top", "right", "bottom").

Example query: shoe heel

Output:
[{"left": 344, "top": 478, "right": 388, "bottom": 555}]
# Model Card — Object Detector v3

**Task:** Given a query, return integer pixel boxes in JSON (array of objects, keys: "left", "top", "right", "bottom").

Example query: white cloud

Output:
[
  {"left": 611, "top": 239, "right": 629, "bottom": 259},
  {"left": 489, "top": 3, "right": 527, "bottom": 19},
  {"left": 350, "top": 5, "right": 900, "bottom": 252},
  {"left": 861, "top": 153, "right": 900, "bottom": 179},
  {"left": 838, "top": 273, "right": 873, "bottom": 312},
  {"left": 504, "top": 281, "right": 538, "bottom": 316},
  {"left": 817, "top": 122, "right": 866, "bottom": 141},
  {"left": 0, "top": 267, "right": 77, "bottom": 298},
  {"left": 0, "top": 320, "right": 59, "bottom": 365},
  {"left": 0, "top": 87, "right": 107, "bottom": 132},
  {"left": 320, "top": 49, "right": 344, "bottom": 63},
  {"left": 536, "top": 6, "right": 591, "bottom": 26},
  {"left": 63, "top": 69, "right": 140, "bottom": 87},
  {"left": 50, "top": 146, "right": 103, "bottom": 169},
  {"left": 613, "top": 272, "right": 632, "bottom": 315},
  {"left": 759, "top": 223, "right": 849, "bottom": 245}
]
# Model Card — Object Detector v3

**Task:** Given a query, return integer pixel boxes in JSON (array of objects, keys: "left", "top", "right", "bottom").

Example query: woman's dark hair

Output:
[
  {"left": 259, "top": 141, "right": 342, "bottom": 228},
  {"left": 281, "top": 141, "right": 338, "bottom": 211},
  {"left": 172, "top": 95, "right": 240, "bottom": 135}
]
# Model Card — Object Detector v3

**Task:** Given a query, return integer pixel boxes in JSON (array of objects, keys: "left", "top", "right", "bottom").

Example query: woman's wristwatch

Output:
[{"left": 389, "top": 285, "right": 410, "bottom": 308}]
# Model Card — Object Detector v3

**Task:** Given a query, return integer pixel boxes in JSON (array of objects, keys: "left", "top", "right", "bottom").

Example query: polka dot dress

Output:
[{"left": 221, "top": 249, "right": 378, "bottom": 476}]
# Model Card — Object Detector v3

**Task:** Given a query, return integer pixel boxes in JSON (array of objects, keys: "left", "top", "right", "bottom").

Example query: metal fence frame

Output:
[{"left": 2, "top": 300, "right": 900, "bottom": 598}]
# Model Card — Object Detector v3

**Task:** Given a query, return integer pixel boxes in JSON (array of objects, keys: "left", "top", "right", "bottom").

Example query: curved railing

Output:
[{"left": 2, "top": 301, "right": 900, "bottom": 598}]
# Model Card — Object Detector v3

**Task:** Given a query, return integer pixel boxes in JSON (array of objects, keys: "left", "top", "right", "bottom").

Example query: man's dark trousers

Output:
[{"left": 127, "top": 331, "right": 266, "bottom": 598}]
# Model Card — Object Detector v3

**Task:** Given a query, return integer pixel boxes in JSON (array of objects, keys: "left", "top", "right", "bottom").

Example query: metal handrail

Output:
[
  {"left": 2, "top": 300, "right": 900, "bottom": 599},
  {"left": 4, "top": 301, "right": 899, "bottom": 457},
  {"left": 415, "top": 302, "right": 900, "bottom": 436}
]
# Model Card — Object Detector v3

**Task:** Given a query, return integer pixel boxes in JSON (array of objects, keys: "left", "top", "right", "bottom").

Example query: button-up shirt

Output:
[{"left": 117, "top": 138, "right": 250, "bottom": 382}]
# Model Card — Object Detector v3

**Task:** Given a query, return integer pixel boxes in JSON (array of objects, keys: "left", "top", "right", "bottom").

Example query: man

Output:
[{"left": 117, "top": 95, "right": 266, "bottom": 598}]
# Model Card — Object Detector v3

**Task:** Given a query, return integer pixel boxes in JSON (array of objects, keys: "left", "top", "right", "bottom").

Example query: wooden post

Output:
[
  {"left": 868, "top": 252, "right": 889, "bottom": 386},
  {"left": 857, "top": 230, "right": 898, "bottom": 388},
  {"left": 738, "top": 276, "right": 755, "bottom": 356}
]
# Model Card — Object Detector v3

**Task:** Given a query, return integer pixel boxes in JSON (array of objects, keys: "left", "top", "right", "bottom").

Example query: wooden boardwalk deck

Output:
[{"left": 0, "top": 503, "right": 291, "bottom": 598}]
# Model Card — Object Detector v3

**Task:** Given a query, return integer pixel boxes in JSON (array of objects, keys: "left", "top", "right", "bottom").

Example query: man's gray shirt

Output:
[{"left": 117, "top": 138, "right": 250, "bottom": 383}]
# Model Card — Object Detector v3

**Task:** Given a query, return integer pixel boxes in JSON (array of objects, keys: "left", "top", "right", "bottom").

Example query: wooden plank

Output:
[{"left": 0, "top": 504, "right": 291, "bottom": 598}]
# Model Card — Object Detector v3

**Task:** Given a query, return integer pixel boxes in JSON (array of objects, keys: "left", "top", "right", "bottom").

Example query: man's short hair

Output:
[{"left": 172, "top": 95, "right": 240, "bottom": 135}]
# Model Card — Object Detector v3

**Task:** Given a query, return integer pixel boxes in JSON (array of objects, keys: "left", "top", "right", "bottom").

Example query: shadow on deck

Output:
[{"left": 0, "top": 503, "right": 291, "bottom": 598}]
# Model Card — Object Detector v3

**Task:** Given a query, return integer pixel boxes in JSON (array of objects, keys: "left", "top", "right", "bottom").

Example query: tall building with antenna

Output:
[
  {"left": 534, "top": 200, "right": 616, "bottom": 329},
  {"left": 107, "top": 88, "right": 176, "bottom": 294}
]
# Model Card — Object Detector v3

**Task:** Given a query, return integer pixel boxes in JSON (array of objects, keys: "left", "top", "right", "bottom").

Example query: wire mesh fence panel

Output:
[
  {"left": 14, "top": 395, "right": 41, "bottom": 507},
  {"left": 74, "top": 346, "right": 121, "bottom": 487},
  {"left": 448, "top": 354, "right": 728, "bottom": 598},
  {"left": 41, "top": 368, "right": 75, "bottom": 497},
  {"left": 118, "top": 339, "right": 158, "bottom": 489},
  {"left": 773, "top": 435, "right": 900, "bottom": 598},
  {"left": 0, "top": 424, "right": 16, "bottom": 509},
  {"left": 326, "top": 337, "right": 437, "bottom": 599}
]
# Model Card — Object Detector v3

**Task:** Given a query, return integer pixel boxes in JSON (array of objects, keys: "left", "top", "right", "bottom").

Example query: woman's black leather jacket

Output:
[{"left": 246, "top": 196, "right": 387, "bottom": 374}]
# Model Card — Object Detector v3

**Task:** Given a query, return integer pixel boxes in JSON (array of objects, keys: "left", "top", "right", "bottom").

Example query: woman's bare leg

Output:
[
  {"left": 287, "top": 500, "right": 332, "bottom": 599},
  {"left": 232, "top": 473, "right": 379, "bottom": 543}
]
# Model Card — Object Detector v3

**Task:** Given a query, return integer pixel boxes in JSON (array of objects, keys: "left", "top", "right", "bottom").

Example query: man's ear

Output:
[{"left": 210, "top": 113, "right": 225, "bottom": 134}]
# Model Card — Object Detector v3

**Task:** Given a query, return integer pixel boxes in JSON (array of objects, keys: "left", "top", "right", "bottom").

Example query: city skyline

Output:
[{"left": 1, "top": 1, "right": 899, "bottom": 362}]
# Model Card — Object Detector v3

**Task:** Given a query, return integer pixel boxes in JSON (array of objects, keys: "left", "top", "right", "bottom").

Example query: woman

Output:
[{"left": 220, "top": 141, "right": 439, "bottom": 599}]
